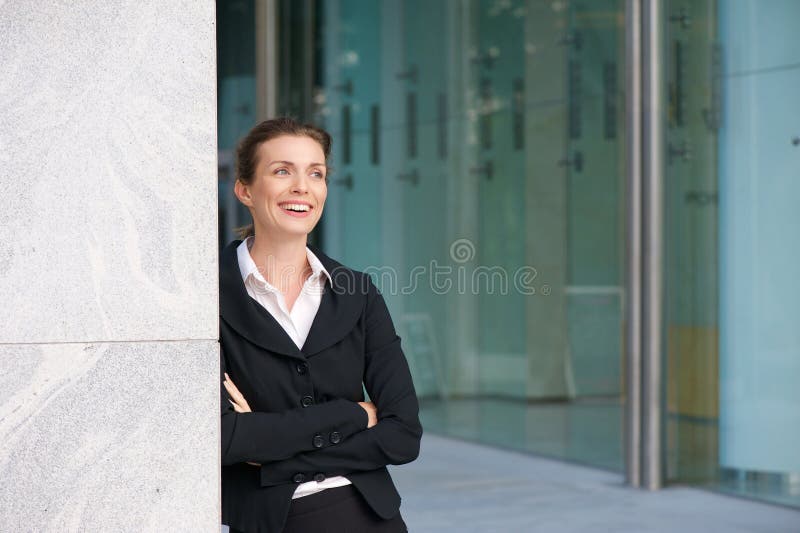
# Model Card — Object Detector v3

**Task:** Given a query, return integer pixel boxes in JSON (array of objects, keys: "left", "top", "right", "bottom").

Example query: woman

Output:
[{"left": 219, "top": 117, "right": 422, "bottom": 532}]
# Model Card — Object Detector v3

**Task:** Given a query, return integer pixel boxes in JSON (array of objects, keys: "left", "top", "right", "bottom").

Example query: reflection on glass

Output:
[
  {"left": 313, "top": 0, "right": 626, "bottom": 472},
  {"left": 217, "top": 0, "right": 257, "bottom": 248},
  {"left": 665, "top": 0, "right": 800, "bottom": 508},
  {"left": 214, "top": 0, "right": 800, "bottom": 509}
]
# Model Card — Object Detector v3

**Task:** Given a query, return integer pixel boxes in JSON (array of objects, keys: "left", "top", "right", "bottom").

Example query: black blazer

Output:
[{"left": 219, "top": 240, "right": 423, "bottom": 533}]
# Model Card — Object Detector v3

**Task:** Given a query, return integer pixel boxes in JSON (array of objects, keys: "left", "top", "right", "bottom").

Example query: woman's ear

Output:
[{"left": 233, "top": 179, "right": 253, "bottom": 207}]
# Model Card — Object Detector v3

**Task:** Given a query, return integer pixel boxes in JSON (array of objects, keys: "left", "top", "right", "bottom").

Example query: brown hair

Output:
[{"left": 233, "top": 117, "right": 333, "bottom": 240}]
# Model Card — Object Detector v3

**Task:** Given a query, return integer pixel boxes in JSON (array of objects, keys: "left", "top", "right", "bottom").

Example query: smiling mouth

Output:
[{"left": 279, "top": 203, "right": 313, "bottom": 217}]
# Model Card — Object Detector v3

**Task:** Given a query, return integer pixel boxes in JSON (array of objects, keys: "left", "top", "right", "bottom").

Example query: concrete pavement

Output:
[{"left": 391, "top": 434, "right": 800, "bottom": 533}]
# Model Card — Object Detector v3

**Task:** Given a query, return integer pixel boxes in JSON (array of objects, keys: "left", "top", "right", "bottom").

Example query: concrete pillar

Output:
[{"left": 0, "top": 1, "right": 219, "bottom": 530}]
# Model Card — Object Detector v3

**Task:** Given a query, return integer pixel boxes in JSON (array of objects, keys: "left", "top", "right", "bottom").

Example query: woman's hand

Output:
[
  {"left": 223, "top": 373, "right": 260, "bottom": 466},
  {"left": 224, "top": 372, "right": 252, "bottom": 413},
  {"left": 358, "top": 401, "right": 378, "bottom": 428}
]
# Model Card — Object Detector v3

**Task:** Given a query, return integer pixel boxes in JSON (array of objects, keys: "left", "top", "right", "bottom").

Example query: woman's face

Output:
[{"left": 239, "top": 135, "right": 328, "bottom": 239}]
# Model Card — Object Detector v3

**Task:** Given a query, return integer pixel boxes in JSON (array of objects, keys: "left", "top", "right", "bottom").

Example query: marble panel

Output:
[
  {"left": 0, "top": 1, "right": 218, "bottom": 344},
  {"left": 0, "top": 340, "right": 219, "bottom": 532}
]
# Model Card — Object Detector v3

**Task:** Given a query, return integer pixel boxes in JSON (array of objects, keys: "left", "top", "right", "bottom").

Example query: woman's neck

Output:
[{"left": 247, "top": 232, "right": 311, "bottom": 291}]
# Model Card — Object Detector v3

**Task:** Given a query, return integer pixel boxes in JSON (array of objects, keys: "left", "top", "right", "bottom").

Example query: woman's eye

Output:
[
  {"left": 311, "top": 171, "right": 325, "bottom": 179},
  {"left": 275, "top": 168, "right": 289, "bottom": 176}
]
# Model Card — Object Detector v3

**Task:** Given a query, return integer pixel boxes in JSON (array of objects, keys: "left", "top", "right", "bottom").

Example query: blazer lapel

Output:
[
  {"left": 301, "top": 244, "right": 365, "bottom": 357},
  {"left": 219, "top": 240, "right": 366, "bottom": 360},
  {"left": 219, "top": 240, "right": 304, "bottom": 360}
]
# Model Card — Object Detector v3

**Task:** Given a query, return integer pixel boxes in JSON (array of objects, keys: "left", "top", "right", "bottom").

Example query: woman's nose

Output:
[{"left": 290, "top": 175, "right": 309, "bottom": 193}]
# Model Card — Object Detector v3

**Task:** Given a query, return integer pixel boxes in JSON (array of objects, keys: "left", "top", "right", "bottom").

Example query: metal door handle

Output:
[
  {"left": 370, "top": 105, "right": 380, "bottom": 165},
  {"left": 669, "top": 8, "right": 691, "bottom": 29},
  {"left": 438, "top": 92, "right": 448, "bottom": 159},
  {"left": 470, "top": 48, "right": 498, "bottom": 69},
  {"left": 342, "top": 105, "right": 352, "bottom": 165},
  {"left": 512, "top": 78, "right": 524, "bottom": 150},
  {"left": 396, "top": 169, "right": 419, "bottom": 186},
  {"left": 668, "top": 141, "right": 691, "bottom": 164},
  {"left": 396, "top": 65, "right": 418, "bottom": 83},
  {"left": 333, "top": 174, "right": 353, "bottom": 191},
  {"left": 334, "top": 80, "right": 353, "bottom": 95},
  {"left": 558, "top": 152, "right": 583, "bottom": 172},
  {"left": 558, "top": 31, "right": 582, "bottom": 50},
  {"left": 407, "top": 92, "right": 417, "bottom": 158},
  {"left": 469, "top": 161, "right": 493, "bottom": 180},
  {"left": 480, "top": 78, "right": 492, "bottom": 149}
]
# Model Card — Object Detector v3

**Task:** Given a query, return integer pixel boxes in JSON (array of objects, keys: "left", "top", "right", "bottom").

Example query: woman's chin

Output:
[
  {"left": 277, "top": 222, "right": 319, "bottom": 238},
  {"left": 255, "top": 215, "right": 321, "bottom": 239}
]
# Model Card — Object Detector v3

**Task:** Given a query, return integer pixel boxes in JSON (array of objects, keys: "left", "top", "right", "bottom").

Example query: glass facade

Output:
[
  {"left": 216, "top": 0, "right": 257, "bottom": 247},
  {"left": 217, "top": 0, "right": 799, "bottom": 508},
  {"left": 665, "top": 0, "right": 800, "bottom": 506},
  {"left": 312, "top": 0, "right": 626, "bottom": 472}
]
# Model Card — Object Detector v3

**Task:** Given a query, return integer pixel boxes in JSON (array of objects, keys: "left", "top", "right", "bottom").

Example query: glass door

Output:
[
  {"left": 396, "top": 0, "right": 451, "bottom": 399},
  {"left": 562, "top": 0, "right": 625, "bottom": 467},
  {"left": 318, "top": 0, "right": 384, "bottom": 270},
  {"left": 311, "top": 0, "right": 627, "bottom": 472},
  {"left": 664, "top": 0, "right": 720, "bottom": 484}
]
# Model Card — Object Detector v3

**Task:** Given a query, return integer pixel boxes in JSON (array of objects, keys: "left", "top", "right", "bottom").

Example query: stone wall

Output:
[{"left": 0, "top": 2, "right": 219, "bottom": 530}]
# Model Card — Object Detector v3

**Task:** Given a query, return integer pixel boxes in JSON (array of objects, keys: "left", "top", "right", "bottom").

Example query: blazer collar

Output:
[{"left": 219, "top": 240, "right": 364, "bottom": 360}]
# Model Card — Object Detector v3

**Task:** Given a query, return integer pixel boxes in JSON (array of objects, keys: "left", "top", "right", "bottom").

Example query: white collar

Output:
[{"left": 236, "top": 236, "right": 333, "bottom": 290}]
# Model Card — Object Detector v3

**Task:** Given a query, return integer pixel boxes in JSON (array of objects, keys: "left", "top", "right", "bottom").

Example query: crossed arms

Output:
[{"left": 220, "top": 278, "right": 423, "bottom": 486}]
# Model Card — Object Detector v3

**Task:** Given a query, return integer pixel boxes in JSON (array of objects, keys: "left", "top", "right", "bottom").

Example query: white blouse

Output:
[{"left": 236, "top": 237, "right": 352, "bottom": 499}]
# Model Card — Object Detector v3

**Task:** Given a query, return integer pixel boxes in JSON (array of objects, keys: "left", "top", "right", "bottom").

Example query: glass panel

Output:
[
  {"left": 664, "top": 0, "right": 720, "bottom": 486},
  {"left": 316, "top": 0, "right": 384, "bottom": 269},
  {"left": 216, "top": 0, "right": 257, "bottom": 248},
  {"left": 665, "top": 0, "right": 800, "bottom": 507},
  {"left": 309, "top": 0, "right": 627, "bottom": 472},
  {"left": 215, "top": 0, "right": 800, "bottom": 506},
  {"left": 398, "top": 0, "right": 450, "bottom": 400},
  {"left": 217, "top": 1, "right": 257, "bottom": 152},
  {"left": 473, "top": 0, "right": 529, "bottom": 399}
]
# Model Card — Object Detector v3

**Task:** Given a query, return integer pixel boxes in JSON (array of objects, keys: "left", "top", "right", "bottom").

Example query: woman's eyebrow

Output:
[{"left": 268, "top": 160, "right": 326, "bottom": 167}]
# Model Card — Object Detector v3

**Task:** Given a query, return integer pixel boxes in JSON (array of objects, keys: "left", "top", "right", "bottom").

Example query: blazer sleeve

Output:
[
  {"left": 258, "top": 275, "right": 423, "bottom": 486},
  {"left": 220, "top": 345, "right": 369, "bottom": 466}
]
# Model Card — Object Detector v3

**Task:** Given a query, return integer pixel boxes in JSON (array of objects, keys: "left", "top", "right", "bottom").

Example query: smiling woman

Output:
[
  {"left": 232, "top": 119, "right": 331, "bottom": 240},
  {"left": 219, "top": 117, "right": 421, "bottom": 532}
]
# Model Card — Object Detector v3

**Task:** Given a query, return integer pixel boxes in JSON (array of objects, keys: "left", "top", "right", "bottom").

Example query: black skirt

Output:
[{"left": 229, "top": 485, "right": 408, "bottom": 533}]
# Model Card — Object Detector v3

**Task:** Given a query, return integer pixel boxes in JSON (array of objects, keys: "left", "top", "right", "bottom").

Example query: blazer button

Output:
[
  {"left": 330, "top": 431, "right": 342, "bottom": 444},
  {"left": 293, "top": 473, "right": 306, "bottom": 484},
  {"left": 296, "top": 362, "right": 309, "bottom": 375},
  {"left": 314, "top": 473, "right": 326, "bottom": 483},
  {"left": 312, "top": 434, "right": 325, "bottom": 448},
  {"left": 301, "top": 395, "right": 314, "bottom": 408}
]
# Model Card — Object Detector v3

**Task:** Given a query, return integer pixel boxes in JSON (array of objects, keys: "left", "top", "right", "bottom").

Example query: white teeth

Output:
[{"left": 281, "top": 203, "right": 310, "bottom": 212}]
